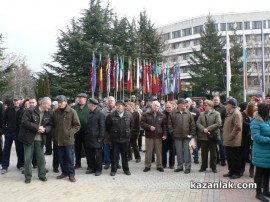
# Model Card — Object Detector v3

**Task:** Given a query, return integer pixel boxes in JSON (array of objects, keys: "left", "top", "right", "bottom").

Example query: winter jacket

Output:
[
  {"left": 53, "top": 105, "right": 81, "bottom": 146},
  {"left": 250, "top": 112, "right": 270, "bottom": 168},
  {"left": 141, "top": 110, "right": 167, "bottom": 139},
  {"left": 72, "top": 104, "right": 89, "bottom": 133},
  {"left": 3, "top": 106, "right": 20, "bottom": 134},
  {"left": 196, "top": 109, "right": 221, "bottom": 141},
  {"left": 106, "top": 110, "right": 134, "bottom": 143},
  {"left": 85, "top": 108, "right": 105, "bottom": 149},
  {"left": 18, "top": 106, "right": 53, "bottom": 145},
  {"left": 168, "top": 109, "right": 196, "bottom": 139},
  {"left": 130, "top": 110, "right": 140, "bottom": 139},
  {"left": 223, "top": 108, "right": 242, "bottom": 147}
]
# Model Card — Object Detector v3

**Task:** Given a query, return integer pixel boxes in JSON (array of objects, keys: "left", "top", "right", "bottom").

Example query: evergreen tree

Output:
[{"left": 36, "top": 74, "right": 51, "bottom": 99}]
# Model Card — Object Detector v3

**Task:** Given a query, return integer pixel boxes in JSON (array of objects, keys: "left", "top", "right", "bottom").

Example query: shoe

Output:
[
  {"left": 25, "top": 179, "right": 31, "bottom": 184},
  {"left": 157, "top": 167, "right": 164, "bottom": 172},
  {"left": 169, "top": 165, "right": 174, "bottom": 169},
  {"left": 104, "top": 164, "right": 110, "bottom": 169},
  {"left": 143, "top": 167, "right": 151, "bottom": 172},
  {"left": 39, "top": 177, "right": 47, "bottom": 182},
  {"left": 56, "top": 173, "right": 67, "bottom": 179},
  {"left": 139, "top": 148, "right": 142, "bottom": 151},
  {"left": 220, "top": 162, "right": 226, "bottom": 166},
  {"left": 135, "top": 159, "right": 141, "bottom": 163},
  {"left": 33, "top": 165, "right": 37, "bottom": 169},
  {"left": 223, "top": 173, "right": 232, "bottom": 177},
  {"left": 199, "top": 168, "right": 206, "bottom": 172},
  {"left": 184, "top": 169, "right": 191, "bottom": 174},
  {"left": 69, "top": 176, "right": 76, "bottom": 182},
  {"left": 21, "top": 170, "right": 24, "bottom": 174},
  {"left": 19, "top": 167, "right": 24, "bottom": 171},
  {"left": 194, "top": 159, "right": 199, "bottom": 164},
  {"left": 85, "top": 170, "right": 95, "bottom": 174},
  {"left": 174, "top": 168, "right": 183, "bottom": 172},
  {"left": 46, "top": 169, "right": 49, "bottom": 173},
  {"left": 256, "top": 193, "right": 269, "bottom": 202},
  {"left": 229, "top": 174, "right": 240, "bottom": 179},
  {"left": 74, "top": 165, "right": 81, "bottom": 169},
  {"left": 95, "top": 171, "right": 102, "bottom": 176},
  {"left": 53, "top": 168, "right": 59, "bottom": 173},
  {"left": 127, "top": 158, "right": 132, "bottom": 161},
  {"left": 212, "top": 169, "right": 218, "bottom": 173},
  {"left": 110, "top": 171, "right": 116, "bottom": 176},
  {"left": 117, "top": 165, "right": 121, "bottom": 169},
  {"left": 124, "top": 170, "right": 131, "bottom": 175},
  {"left": 87, "top": 167, "right": 90, "bottom": 171},
  {"left": 1, "top": 169, "right": 7, "bottom": 174},
  {"left": 44, "top": 152, "right": 52, "bottom": 155},
  {"left": 263, "top": 191, "right": 270, "bottom": 197}
]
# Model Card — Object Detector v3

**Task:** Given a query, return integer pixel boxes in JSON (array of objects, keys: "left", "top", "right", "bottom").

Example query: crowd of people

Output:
[{"left": 1, "top": 93, "right": 270, "bottom": 201}]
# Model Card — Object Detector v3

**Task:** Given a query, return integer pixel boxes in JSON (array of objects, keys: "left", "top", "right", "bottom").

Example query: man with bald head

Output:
[{"left": 141, "top": 101, "right": 167, "bottom": 172}]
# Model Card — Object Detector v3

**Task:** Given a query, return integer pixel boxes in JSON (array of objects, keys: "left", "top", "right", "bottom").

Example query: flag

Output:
[
  {"left": 243, "top": 34, "right": 248, "bottom": 90},
  {"left": 170, "top": 66, "right": 175, "bottom": 93},
  {"left": 99, "top": 66, "right": 103, "bottom": 94},
  {"left": 143, "top": 65, "right": 148, "bottom": 94},
  {"left": 161, "top": 66, "right": 165, "bottom": 95},
  {"left": 112, "top": 57, "right": 116, "bottom": 90},
  {"left": 119, "top": 56, "right": 124, "bottom": 91},
  {"left": 136, "top": 58, "right": 140, "bottom": 89},
  {"left": 148, "top": 62, "right": 152, "bottom": 94},
  {"left": 226, "top": 32, "right": 231, "bottom": 94},
  {"left": 106, "top": 55, "right": 111, "bottom": 94},
  {"left": 127, "top": 57, "right": 133, "bottom": 92},
  {"left": 115, "top": 55, "right": 119, "bottom": 92},
  {"left": 174, "top": 65, "right": 182, "bottom": 93},
  {"left": 91, "top": 52, "right": 97, "bottom": 93}
]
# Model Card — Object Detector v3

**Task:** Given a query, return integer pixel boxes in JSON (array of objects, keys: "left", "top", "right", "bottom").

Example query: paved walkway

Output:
[{"left": 0, "top": 141, "right": 257, "bottom": 202}]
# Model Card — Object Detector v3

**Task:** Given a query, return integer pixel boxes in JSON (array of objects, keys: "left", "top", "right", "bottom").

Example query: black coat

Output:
[
  {"left": 106, "top": 110, "right": 134, "bottom": 143},
  {"left": 3, "top": 106, "right": 20, "bottom": 134},
  {"left": 85, "top": 108, "right": 105, "bottom": 149},
  {"left": 18, "top": 106, "right": 53, "bottom": 145}
]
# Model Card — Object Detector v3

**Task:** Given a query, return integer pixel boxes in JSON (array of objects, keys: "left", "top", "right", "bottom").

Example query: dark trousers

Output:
[
  {"left": 2, "top": 133, "right": 24, "bottom": 169},
  {"left": 45, "top": 132, "right": 52, "bottom": 154},
  {"left": 240, "top": 135, "right": 252, "bottom": 174},
  {"left": 74, "top": 131, "right": 85, "bottom": 166},
  {"left": 217, "top": 131, "right": 226, "bottom": 163},
  {"left": 162, "top": 136, "right": 175, "bottom": 167},
  {"left": 86, "top": 148, "right": 102, "bottom": 172},
  {"left": 254, "top": 167, "right": 269, "bottom": 194},
  {"left": 53, "top": 142, "right": 59, "bottom": 170},
  {"left": 128, "top": 137, "right": 141, "bottom": 160},
  {"left": 138, "top": 130, "right": 144, "bottom": 149},
  {"left": 0, "top": 136, "right": 3, "bottom": 164},
  {"left": 200, "top": 140, "right": 217, "bottom": 170},
  {"left": 111, "top": 142, "right": 129, "bottom": 172},
  {"left": 58, "top": 145, "right": 75, "bottom": 177},
  {"left": 225, "top": 146, "right": 241, "bottom": 176}
]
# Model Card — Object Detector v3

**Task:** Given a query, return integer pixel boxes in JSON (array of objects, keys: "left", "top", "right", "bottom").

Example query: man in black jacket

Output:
[
  {"left": 85, "top": 98, "right": 105, "bottom": 176},
  {"left": 106, "top": 100, "right": 134, "bottom": 176},
  {"left": 18, "top": 97, "right": 53, "bottom": 183}
]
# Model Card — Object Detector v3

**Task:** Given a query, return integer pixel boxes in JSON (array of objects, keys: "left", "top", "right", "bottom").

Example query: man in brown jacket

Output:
[
  {"left": 53, "top": 95, "right": 81, "bottom": 182},
  {"left": 141, "top": 100, "right": 167, "bottom": 172},
  {"left": 223, "top": 98, "right": 242, "bottom": 179},
  {"left": 168, "top": 98, "right": 196, "bottom": 174}
]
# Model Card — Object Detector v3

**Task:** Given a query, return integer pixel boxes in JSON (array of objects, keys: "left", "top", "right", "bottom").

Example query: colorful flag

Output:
[
  {"left": 226, "top": 32, "right": 231, "bottom": 95},
  {"left": 127, "top": 57, "right": 133, "bottom": 92},
  {"left": 119, "top": 56, "right": 124, "bottom": 91},
  {"left": 106, "top": 55, "right": 111, "bottom": 94},
  {"left": 91, "top": 52, "right": 96, "bottom": 93},
  {"left": 148, "top": 62, "right": 152, "bottom": 94},
  {"left": 115, "top": 55, "right": 119, "bottom": 92},
  {"left": 112, "top": 57, "right": 116, "bottom": 90},
  {"left": 99, "top": 66, "right": 103, "bottom": 94},
  {"left": 143, "top": 65, "right": 148, "bottom": 94},
  {"left": 136, "top": 58, "right": 140, "bottom": 89}
]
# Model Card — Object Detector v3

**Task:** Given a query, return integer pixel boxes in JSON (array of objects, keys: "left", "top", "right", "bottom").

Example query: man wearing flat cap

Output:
[
  {"left": 72, "top": 93, "right": 89, "bottom": 169},
  {"left": 53, "top": 95, "right": 81, "bottom": 182},
  {"left": 106, "top": 100, "right": 134, "bottom": 176},
  {"left": 84, "top": 98, "right": 105, "bottom": 176},
  {"left": 223, "top": 98, "right": 242, "bottom": 179},
  {"left": 168, "top": 98, "right": 196, "bottom": 174}
]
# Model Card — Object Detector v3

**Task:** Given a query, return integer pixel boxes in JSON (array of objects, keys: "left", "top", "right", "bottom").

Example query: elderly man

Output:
[
  {"left": 223, "top": 98, "right": 242, "bottom": 179},
  {"left": 85, "top": 98, "right": 105, "bottom": 176},
  {"left": 106, "top": 100, "right": 134, "bottom": 176},
  {"left": 18, "top": 97, "right": 53, "bottom": 184},
  {"left": 168, "top": 98, "right": 196, "bottom": 174},
  {"left": 141, "top": 100, "right": 167, "bottom": 172},
  {"left": 53, "top": 95, "right": 81, "bottom": 182}
]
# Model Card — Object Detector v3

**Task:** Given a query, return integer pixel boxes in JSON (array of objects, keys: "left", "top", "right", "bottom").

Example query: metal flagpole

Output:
[{"left": 261, "top": 20, "right": 265, "bottom": 99}]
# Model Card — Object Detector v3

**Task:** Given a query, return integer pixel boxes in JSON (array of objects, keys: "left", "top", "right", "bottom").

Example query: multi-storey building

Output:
[{"left": 157, "top": 11, "right": 270, "bottom": 96}]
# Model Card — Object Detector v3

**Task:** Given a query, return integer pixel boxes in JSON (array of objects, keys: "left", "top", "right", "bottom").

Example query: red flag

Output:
[
  {"left": 112, "top": 57, "right": 116, "bottom": 89},
  {"left": 148, "top": 62, "right": 152, "bottom": 95},
  {"left": 143, "top": 65, "right": 148, "bottom": 94},
  {"left": 127, "top": 57, "right": 133, "bottom": 92}
]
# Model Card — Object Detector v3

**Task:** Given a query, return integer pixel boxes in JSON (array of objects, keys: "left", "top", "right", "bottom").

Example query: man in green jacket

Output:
[
  {"left": 72, "top": 93, "right": 89, "bottom": 169},
  {"left": 53, "top": 95, "right": 81, "bottom": 182}
]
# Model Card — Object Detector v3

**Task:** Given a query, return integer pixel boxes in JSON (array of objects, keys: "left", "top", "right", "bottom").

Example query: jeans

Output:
[
  {"left": 24, "top": 141, "right": 46, "bottom": 180},
  {"left": 217, "top": 131, "right": 226, "bottom": 163},
  {"left": 2, "top": 133, "right": 24, "bottom": 169},
  {"left": 103, "top": 143, "right": 111, "bottom": 165},
  {"left": 58, "top": 145, "right": 75, "bottom": 177}
]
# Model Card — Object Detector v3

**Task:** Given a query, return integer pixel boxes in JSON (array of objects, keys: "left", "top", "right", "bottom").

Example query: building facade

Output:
[{"left": 157, "top": 11, "right": 270, "bottom": 96}]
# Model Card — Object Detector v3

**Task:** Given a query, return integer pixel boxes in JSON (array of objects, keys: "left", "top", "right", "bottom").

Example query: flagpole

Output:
[
  {"left": 242, "top": 22, "right": 247, "bottom": 102},
  {"left": 261, "top": 20, "right": 265, "bottom": 99},
  {"left": 226, "top": 26, "right": 231, "bottom": 99}
]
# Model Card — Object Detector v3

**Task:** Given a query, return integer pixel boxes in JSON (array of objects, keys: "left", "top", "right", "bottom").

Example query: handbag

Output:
[{"left": 205, "top": 115, "right": 217, "bottom": 141}]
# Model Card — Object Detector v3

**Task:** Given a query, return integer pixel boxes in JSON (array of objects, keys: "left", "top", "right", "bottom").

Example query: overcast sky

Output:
[{"left": 0, "top": 0, "right": 269, "bottom": 72}]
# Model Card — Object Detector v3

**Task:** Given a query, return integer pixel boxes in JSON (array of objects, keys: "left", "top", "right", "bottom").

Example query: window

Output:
[
  {"left": 182, "top": 28, "right": 192, "bottom": 36},
  {"left": 193, "top": 25, "right": 203, "bottom": 34},
  {"left": 183, "top": 54, "right": 188, "bottom": 60},
  {"left": 172, "top": 30, "right": 181, "bottom": 39},
  {"left": 214, "top": 24, "right": 219, "bottom": 31},
  {"left": 193, "top": 39, "right": 200, "bottom": 46},
  {"left": 244, "top": 22, "right": 250, "bottom": 30},
  {"left": 172, "top": 42, "right": 180, "bottom": 49},
  {"left": 220, "top": 23, "right": 226, "bottom": 31},
  {"left": 236, "top": 22, "right": 243, "bottom": 30},
  {"left": 228, "top": 23, "right": 235, "bottom": 30},
  {"left": 252, "top": 21, "right": 262, "bottom": 29},
  {"left": 182, "top": 40, "right": 190, "bottom": 48},
  {"left": 268, "top": 20, "right": 270, "bottom": 28},
  {"left": 163, "top": 33, "right": 171, "bottom": 40},
  {"left": 246, "top": 35, "right": 251, "bottom": 42}
]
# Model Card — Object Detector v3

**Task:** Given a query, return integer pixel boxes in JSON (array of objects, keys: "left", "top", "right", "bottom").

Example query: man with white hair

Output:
[
  {"left": 141, "top": 100, "right": 167, "bottom": 172},
  {"left": 18, "top": 97, "right": 53, "bottom": 183}
]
